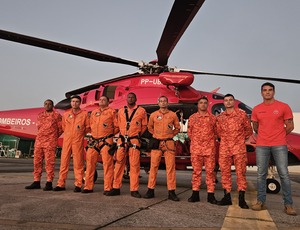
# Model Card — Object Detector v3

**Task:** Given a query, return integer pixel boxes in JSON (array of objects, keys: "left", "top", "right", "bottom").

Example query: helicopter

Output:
[{"left": 1, "top": 0, "right": 300, "bottom": 194}]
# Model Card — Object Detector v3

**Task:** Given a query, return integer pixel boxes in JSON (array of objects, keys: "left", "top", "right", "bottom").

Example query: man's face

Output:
[
  {"left": 127, "top": 94, "right": 137, "bottom": 106},
  {"left": 198, "top": 99, "right": 208, "bottom": 112},
  {"left": 44, "top": 100, "right": 53, "bottom": 112},
  {"left": 158, "top": 97, "right": 168, "bottom": 109},
  {"left": 99, "top": 96, "right": 109, "bottom": 107},
  {"left": 261, "top": 85, "right": 275, "bottom": 100},
  {"left": 71, "top": 98, "right": 81, "bottom": 109},
  {"left": 223, "top": 96, "right": 235, "bottom": 109}
]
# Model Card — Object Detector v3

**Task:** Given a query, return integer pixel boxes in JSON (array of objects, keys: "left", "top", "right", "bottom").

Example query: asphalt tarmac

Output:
[{"left": 0, "top": 158, "right": 299, "bottom": 229}]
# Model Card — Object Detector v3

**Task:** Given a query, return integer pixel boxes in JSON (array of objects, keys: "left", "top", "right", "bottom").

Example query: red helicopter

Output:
[{"left": 1, "top": 0, "right": 300, "bottom": 193}]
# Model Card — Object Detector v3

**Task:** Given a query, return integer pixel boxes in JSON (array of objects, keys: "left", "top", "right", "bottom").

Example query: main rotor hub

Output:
[{"left": 159, "top": 72, "right": 194, "bottom": 87}]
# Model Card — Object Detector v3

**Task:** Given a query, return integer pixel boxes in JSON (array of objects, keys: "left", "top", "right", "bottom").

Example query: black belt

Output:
[
  {"left": 96, "top": 134, "right": 114, "bottom": 142},
  {"left": 118, "top": 135, "right": 140, "bottom": 150},
  {"left": 159, "top": 138, "right": 174, "bottom": 141},
  {"left": 88, "top": 134, "right": 114, "bottom": 153}
]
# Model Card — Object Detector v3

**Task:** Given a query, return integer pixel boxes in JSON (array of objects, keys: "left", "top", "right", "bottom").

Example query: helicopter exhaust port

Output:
[{"left": 159, "top": 72, "right": 194, "bottom": 87}]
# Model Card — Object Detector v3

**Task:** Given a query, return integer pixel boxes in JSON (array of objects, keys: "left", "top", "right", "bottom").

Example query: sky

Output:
[{"left": 1, "top": 0, "right": 300, "bottom": 112}]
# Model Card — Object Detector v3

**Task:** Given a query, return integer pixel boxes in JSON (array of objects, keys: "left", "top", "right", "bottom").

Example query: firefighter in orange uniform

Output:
[
  {"left": 53, "top": 95, "right": 90, "bottom": 192},
  {"left": 143, "top": 96, "right": 181, "bottom": 201},
  {"left": 187, "top": 96, "right": 218, "bottom": 204},
  {"left": 82, "top": 96, "right": 118, "bottom": 194},
  {"left": 216, "top": 94, "right": 253, "bottom": 209},
  {"left": 25, "top": 99, "right": 63, "bottom": 191},
  {"left": 107, "top": 92, "right": 147, "bottom": 198}
]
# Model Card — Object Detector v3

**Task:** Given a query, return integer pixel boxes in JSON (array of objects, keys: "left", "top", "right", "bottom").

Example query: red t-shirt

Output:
[{"left": 251, "top": 100, "right": 293, "bottom": 146}]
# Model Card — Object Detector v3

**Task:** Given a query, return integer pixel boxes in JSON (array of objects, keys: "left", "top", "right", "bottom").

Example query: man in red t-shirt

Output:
[{"left": 251, "top": 82, "right": 297, "bottom": 216}]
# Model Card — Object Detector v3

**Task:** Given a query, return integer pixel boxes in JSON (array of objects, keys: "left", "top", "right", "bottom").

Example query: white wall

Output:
[{"left": 293, "top": 112, "right": 300, "bottom": 134}]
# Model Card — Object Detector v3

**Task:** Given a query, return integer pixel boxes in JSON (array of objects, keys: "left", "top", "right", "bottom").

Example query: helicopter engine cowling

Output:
[{"left": 159, "top": 72, "right": 194, "bottom": 87}]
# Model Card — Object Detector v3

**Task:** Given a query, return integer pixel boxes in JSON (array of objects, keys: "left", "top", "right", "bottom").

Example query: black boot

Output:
[
  {"left": 207, "top": 192, "right": 218, "bottom": 204},
  {"left": 53, "top": 186, "right": 66, "bottom": 191},
  {"left": 143, "top": 188, "right": 155, "bottom": 199},
  {"left": 106, "top": 188, "right": 120, "bottom": 196},
  {"left": 238, "top": 191, "right": 249, "bottom": 209},
  {"left": 131, "top": 191, "right": 142, "bottom": 198},
  {"left": 103, "top": 190, "right": 111, "bottom": 196},
  {"left": 168, "top": 190, "right": 179, "bottom": 201},
  {"left": 188, "top": 190, "right": 200, "bottom": 202},
  {"left": 74, "top": 186, "right": 82, "bottom": 193},
  {"left": 25, "top": 181, "right": 41, "bottom": 189},
  {"left": 43, "top": 182, "right": 53, "bottom": 191},
  {"left": 217, "top": 190, "right": 232, "bottom": 206}
]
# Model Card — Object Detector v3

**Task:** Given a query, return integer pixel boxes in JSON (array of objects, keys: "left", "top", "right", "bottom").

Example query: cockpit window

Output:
[
  {"left": 211, "top": 103, "right": 225, "bottom": 115},
  {"left": 238, "top": 102, "right": 252, "bottom": 116},
  {"left": 103, "top": 86, "right": 117, "bottom": 99},
  {"left": 212, "top": 94, "right": 224, "bottom": 100},
  {"left": 211, "top": 102, "right": 252, "bottom": 117}
]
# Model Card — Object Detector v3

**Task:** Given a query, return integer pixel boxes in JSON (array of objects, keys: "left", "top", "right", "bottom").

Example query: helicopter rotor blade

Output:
[
  {"left": 178, "top": 69, "right": 300, "bottom": 84},
  {"left": 156, "top": 0, "right": 205, "bottom": 66},
  {"left": 0, "top": 29, "right": 139, "bottom": 67}
]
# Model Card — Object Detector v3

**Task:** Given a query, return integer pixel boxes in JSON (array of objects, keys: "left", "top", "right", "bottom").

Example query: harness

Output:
[
  {"left": 118, "top": 135, "right": 141, "bottom": 150},
  {"left": 117, "top": 106, "right": 141, "bottom": 150},
  {"left": 87, "top": 134, "right": 114, "bottom": 153},
  {"left": 159, "top": 138, "right": 175, "bottom": 152}
]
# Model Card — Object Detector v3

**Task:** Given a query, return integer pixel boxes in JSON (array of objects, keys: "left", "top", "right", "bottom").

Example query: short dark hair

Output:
[
  {"left": 70, "top": 95, "right": 82, "bottom": 102},
  {"left": 100, "top": 95, "right": 109, "bottom": 102},
  {"left": 45, "top": 99, "right": 54, "bottom": 106},
  {"left": 198, "top": 96, "right": 208, "bottom": 102},
  {"left": 261, "top": 82, "right": 275, "bottom": 91},
  {"left": 158, "top": 96, "right": 168, "bottom": 103},
  {"left": 127, "top": 92, "right": 137, "bottom": 99},
  {"left": 223, "top": 94, "right": 235, "bottom": 100}
]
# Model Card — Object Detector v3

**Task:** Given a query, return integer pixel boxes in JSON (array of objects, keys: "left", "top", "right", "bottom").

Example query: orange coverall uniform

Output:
[
  {"left": 147, "top": 109, "right": 180, "bottom": 190},
  {"left": 187, "top": 112, "right": 217, "bottom": 192},
  {"left": 34, "top": 111, "right": 63, "bottom": 182},
  {"left": 56, "top": 109, "right": 90, "bottom": 188},
  {"left": 216, "top": 109, "right": 253, "bottom": 192},
  {"left": 84, "top": 107, "right": 118, "bottom": 191},
  {"left": 113, "top": 105, "right": 147, "bottom": 191}
]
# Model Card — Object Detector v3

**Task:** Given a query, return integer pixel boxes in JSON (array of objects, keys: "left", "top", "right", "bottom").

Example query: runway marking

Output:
[{"left": 221, "top": 181, "right": 277, "bottom": 230}]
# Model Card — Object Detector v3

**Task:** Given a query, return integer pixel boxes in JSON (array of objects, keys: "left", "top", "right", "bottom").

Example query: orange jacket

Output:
[
  {"left": 89, "top": 107, "right": 118, "bottom": 138},
  {"left": 216, "top": 108, "right": 253, "bottom": 155},
  {"left": 35, "top": 110, "right": 63, "bottom": 148},
  {"left": 62, "top": 109, "right": 90, "bottom": 144},
  {"left": 116, "top": 105, "right": 147, "bottom": 137},
  {"left": 148, "top": 109, "right": 180, "bottom": 140},
  {"left": 188, "top": 111, "right": 217, "bottom": 155}
]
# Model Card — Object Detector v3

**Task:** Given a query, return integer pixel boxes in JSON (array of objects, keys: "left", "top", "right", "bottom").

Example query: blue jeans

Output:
[{"left": 256, "top": 145, "right": 293, "bottom": 205}]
